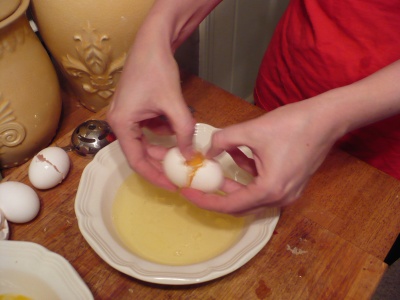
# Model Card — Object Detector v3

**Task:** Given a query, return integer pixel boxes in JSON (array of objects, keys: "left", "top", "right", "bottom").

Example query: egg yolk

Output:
[{"left": 184, "top": 152, "right": 205, "bottom": 187}]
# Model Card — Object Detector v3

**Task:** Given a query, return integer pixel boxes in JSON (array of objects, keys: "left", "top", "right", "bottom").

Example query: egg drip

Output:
[{"left": 185, "top": 152, "right": 205, "bottom": 187}]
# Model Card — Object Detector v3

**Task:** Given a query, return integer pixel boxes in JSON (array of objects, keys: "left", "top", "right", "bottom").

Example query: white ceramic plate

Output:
[
  {"left": 0, "top": 240, "right": 93, "bottom": 299},
  {"left": 75, "top": 123, "right": 280, "bottom": 285}
]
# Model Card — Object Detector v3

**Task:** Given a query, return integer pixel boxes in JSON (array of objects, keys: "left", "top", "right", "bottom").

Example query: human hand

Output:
[
  {"left": 107, "top": 40, "right": 195, "bottom": 191},
  {"left": 180, "top": 99, "right": 345, "bottom": 214},
  {"left": 107, "top": 0, "right": 225, "bottom": 190}
]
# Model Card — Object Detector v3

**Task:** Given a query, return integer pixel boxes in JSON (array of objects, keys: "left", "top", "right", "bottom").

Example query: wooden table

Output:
[{"left": 3, "top": 73, "right": 400, "bottom": 299}]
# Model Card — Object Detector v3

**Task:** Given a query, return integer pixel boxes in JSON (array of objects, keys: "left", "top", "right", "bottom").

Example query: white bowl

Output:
[
  {"left": 0, "top": 240, "right": 93, "bottom": 299},
  {"left": 75, "top": 123, "right": 280, "bottom": 285}
]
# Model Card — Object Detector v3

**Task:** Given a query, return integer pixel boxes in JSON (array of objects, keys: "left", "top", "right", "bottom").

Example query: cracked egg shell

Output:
[
  {"left": 29, "top": 147, "right": 70, "bottom": 190},
  {"left": 163, "top": 147, "right": 224, "bottom": 193}
]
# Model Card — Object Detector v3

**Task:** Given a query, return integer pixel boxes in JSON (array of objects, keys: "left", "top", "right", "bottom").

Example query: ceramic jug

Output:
[
  {"left": 0, "top": 0, "right": 62, "bottom": 168},
  {"left": 30, "top": 0, "right": 155, "bottom": 112}
]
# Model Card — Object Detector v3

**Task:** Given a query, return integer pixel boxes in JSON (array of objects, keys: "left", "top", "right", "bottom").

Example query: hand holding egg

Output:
[{"left": 163, "top": 147, "right": 224, "bottom": 193}]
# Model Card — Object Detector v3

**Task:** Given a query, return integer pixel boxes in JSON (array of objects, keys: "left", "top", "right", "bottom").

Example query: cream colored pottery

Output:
[
  {"left": 30, "top": 0, "right": 155, "bottom": 112},
  {"left": 0, "top": 0, "right": 62, "bottom": 168}
]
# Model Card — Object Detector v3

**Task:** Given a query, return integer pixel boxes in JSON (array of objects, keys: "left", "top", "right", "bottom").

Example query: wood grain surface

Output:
[{"left": 3, "top": 73, "right": 400, "bottom": 300}]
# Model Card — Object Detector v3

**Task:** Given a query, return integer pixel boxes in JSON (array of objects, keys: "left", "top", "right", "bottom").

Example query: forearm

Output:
[
  {"left": 134, "top": 0, "right": 222, "bottom": 53},
  {"left": 309, "top": 59, "right": 400, "bottom": 140}
]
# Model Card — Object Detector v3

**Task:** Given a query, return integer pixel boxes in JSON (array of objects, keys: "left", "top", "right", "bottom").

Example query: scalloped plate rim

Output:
[
  {"left": 0, "top": 240, "right": 93, "bottom": 299},
  {"left": 75, "top": 123, "right": 280, "bottom": 285}
]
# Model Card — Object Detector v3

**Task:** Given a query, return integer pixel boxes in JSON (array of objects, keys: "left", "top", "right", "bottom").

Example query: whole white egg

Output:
[
  {"left": 0, "top": 181, "right": 40, "bottom": 223},
  {"left": 29, "top": 147, "right": 70, "bottom": 189},
  {"left": 163, "top": 147, "right": 224, "bottom": 193}
]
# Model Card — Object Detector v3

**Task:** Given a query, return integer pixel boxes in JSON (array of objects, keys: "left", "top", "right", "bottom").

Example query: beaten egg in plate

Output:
[
  {"left": 112, "top": 173, "right": 245, "bottom": 266},
  {"left": 75, "top": 123, "right": 280, "bottom": 285}
]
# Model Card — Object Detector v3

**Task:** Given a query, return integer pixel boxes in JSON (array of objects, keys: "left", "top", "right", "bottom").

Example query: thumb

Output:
[{"left": 166, "top": 105, "right": 197, "bottom": 159}]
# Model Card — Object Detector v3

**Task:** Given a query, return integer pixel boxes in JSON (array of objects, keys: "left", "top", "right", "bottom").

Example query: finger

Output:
[
  {"left": 145, "top": 142, "right": 170, "bottom": 161},
  {"left": 219, "top": 177, "right": 245, "bottom": 194},
  {"left": 141, "top": 117, "right": 174, "bottom": 135},
  {"left": 215, "top": 182, "right": 263, "bottom": 218},
  {"left": 141, "top": 105, "right": 196, "bottom": 136},
  {"left": 144, "top": 147, "right": 165, "bottom": 174},
  {"left": 226, "top": 148, "right": 257, "bottom": 176},
  {"left": 206, "top": 125, "right": 251, "bottom": 158},
  {"left": 181, "top": 181, "right": 268, "bottom": 214},
  {"left": 164, "top": 102, "right": 196, "bottom": 159},
  {"left": 115, "top": 123, "right": 177, "bottom": 191}
]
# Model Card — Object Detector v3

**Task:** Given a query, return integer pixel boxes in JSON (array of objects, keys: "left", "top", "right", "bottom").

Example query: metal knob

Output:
[{"left": 70, "top": 120, "right": 115, "bottom": 156}]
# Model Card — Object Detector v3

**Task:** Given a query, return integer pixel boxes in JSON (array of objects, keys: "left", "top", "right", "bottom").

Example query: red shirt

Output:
[{"left": 254, "top": 0, "right": 400, "bottom": 179}]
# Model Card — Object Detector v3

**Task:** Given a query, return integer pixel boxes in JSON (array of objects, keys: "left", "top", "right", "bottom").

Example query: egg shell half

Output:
[
  {"left": 163, "top": 147, "right": 190, "bottom": 188},
  {"left": 190, "top": 160, "right": 224, "bottom": 193},
  {"left": 29, "top": 147, "right": 70, "bottom": 190},
  {"left": 163, "top": 147, "right": 224, "bottom": 193},
  {"left": 0, "top": 181, "right": 40, "bottom": 223},
  {"left": 0, "top": 209, "right": 9, "bottom": 240}
]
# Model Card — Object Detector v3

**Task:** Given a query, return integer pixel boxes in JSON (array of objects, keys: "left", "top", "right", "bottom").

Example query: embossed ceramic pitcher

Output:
[
  {"left": 30, "top": 0, "right": 155, "bottom": 112},
  {"left": 0, "top": 0, "right": 62, "bottom": 168}
]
